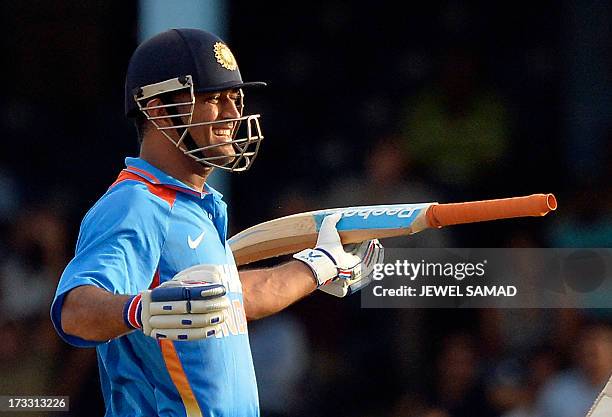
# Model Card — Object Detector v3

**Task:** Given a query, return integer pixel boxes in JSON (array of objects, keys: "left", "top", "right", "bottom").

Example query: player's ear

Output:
[
  {"left": 172, "top": 92, "right": 193, "bottom": 118},
  {"left": 146, "top": 98, "right": 173, "bottom": 128}
]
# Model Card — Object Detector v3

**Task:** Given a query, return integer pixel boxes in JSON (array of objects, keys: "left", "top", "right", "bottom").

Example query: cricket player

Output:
[{"left": 50, "top": 28, "right": 383, "bottom": 417}]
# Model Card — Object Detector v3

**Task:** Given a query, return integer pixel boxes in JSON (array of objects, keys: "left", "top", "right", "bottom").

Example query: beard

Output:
[
  {"left": 179, "top": 124, "right": 236, "bottom": 168},
  {"left": 206, "top": 143, "right": 236, "bottom": 167},
  {"left": 199, "top": 134, "right": 237, "bottom": 168}
]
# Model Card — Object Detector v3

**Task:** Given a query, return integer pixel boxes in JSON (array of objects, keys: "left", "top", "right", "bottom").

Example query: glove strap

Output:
[
  {"left": 123, "top": 294, "right": 143, "bottom": 330},
  {"left": 293, "top": 248, "right": 338, "bottom": 287}
]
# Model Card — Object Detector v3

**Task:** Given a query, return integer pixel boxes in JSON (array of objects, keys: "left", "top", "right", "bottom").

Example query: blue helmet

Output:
[{"left": 124, "top": 28, "right": 266, "bottom": 172}]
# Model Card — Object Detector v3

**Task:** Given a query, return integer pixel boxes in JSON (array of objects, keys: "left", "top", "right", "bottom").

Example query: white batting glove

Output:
[
  {"left": 319, "top": 239, "right": 384, "bottom": 297},
  {"left": 293, "top": 212, "right": 384, "bottom": 297},
  {"left": 123, "top": 265, "right": 230, "bottom": 341}
]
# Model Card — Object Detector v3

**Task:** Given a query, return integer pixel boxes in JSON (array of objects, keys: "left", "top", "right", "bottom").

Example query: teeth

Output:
[{"left": 213, "top": 129, "right": 231, "bottom": 136}]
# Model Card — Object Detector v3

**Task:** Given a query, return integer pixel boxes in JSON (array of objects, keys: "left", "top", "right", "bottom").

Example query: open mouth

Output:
[{"left": 213, "top": 128, "right": 232, "bottom": 141}]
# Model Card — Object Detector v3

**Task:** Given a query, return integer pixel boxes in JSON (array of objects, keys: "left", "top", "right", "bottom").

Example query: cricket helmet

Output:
[{"left": 124, "top": 28, "right": 266, "bottom": 172}]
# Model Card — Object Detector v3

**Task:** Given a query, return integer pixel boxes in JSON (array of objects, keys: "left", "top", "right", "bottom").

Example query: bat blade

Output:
[
  {"left": 229, "top": 203, "right": 433, "bottom": 266},
  {"left": 229, "top": 194, "right": 557, "bottom": 266},
  {"left": 586, "top": 375, "right": 612, "bottom": 417}
]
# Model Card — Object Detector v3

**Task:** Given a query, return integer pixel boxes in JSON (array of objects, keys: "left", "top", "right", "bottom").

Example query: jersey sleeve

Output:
[{"left": 51, "top": 183, "right": 172, "bottom": 347}]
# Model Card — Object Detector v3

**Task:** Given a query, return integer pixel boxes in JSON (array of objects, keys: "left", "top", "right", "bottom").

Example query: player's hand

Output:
[
  {"left": 319, "top": 239, "right": 384, "bottom": 297},
  {"left": 123, "top": 266, "right": 230, "bottom": 341},
  {"left": 293, "top": 212, "right": 384, "bottom": 297}
]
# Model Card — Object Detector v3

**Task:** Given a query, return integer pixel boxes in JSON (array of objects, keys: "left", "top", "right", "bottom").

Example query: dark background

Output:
[{"left": 0, "top": 1, "right": 611, "bottom": 417}]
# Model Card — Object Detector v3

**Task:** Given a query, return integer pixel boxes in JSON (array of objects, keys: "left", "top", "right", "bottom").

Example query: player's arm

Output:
[
  {"left": 239, "top": 213, "right": 383, "bottom": 320},
  {"left": 239, "top": 261, "right": 317, "bottom": 321},
  {"left": 60, "top": 268, "right": 231, "bottom": 343},
  {"left": 61, "top": 285, "right": 133, "bottom": 341}
]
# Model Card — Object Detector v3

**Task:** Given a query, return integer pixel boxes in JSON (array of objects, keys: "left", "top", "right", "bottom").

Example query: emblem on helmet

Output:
[{"left": 214, "top": 42, "right": 238, "bottom": 71}]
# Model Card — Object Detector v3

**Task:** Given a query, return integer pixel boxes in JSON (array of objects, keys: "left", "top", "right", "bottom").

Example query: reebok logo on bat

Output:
[
  {"left": 188, "top": 232, "right": 205, "bottom": 249},
  {"left": 335, "top": 207, "right": 418, "bottom": 220}
]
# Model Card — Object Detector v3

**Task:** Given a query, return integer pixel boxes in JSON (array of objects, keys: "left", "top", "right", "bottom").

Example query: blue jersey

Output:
[{"left": 51, "top": 157, "right": 259, "bottom": 417}]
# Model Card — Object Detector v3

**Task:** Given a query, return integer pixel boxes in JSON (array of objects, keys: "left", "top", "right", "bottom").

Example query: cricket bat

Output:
[
  {"left": 228, "top": 193, "right": 557, "bottom": 266},
  {"left": 586, "top": 375, "right": 612, "bottom": 417}
]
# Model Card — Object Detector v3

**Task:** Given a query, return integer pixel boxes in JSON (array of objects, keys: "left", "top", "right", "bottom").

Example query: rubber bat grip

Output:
[{"left": 426, "top": 194, "right": 557, "bottom": 228}]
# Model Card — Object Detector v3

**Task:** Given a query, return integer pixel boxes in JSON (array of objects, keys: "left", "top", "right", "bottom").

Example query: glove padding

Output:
[
  {"left": 293, "top": 212, "right": 384, "bottom": 297},
  {"left": 124, "top": 265, "right": 230, "bottom": 341},
  {"left": 319, "top": 239, "right": 384, "bottom": 297}
]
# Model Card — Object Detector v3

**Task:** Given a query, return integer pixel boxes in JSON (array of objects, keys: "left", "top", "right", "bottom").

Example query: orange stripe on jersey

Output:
[
  {"left": 110, "top": 170, "right": 177, "bottom": 208},
  {"left": 150, "top": 269, "right": 161, "bottom": 289},
  {"left": 160, "top": 340, "right": 204, "bottom": 417},
  {"left": 127, "top": 165, "right": 160, "bottom": 183}
]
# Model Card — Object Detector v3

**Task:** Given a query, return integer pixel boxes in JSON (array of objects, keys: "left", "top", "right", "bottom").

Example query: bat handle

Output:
[{"left": 426, "top": 193, "right": 557, "bottom": 228}]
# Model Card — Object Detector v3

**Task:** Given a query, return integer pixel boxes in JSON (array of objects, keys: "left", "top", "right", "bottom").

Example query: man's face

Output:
[{"left": 176, "top": 89, "right": 242, "bottom": 166}]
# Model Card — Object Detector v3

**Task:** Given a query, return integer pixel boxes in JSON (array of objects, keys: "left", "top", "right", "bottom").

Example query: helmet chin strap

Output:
[
  {"left": 161, "top": 98, "right": 207, "bottom": 162},
  {"left": 179, "top": 131, "right": 207, "bottom": 163}
]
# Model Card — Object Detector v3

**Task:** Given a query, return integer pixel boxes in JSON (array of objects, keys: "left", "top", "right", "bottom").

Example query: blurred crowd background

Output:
[{"left": 1, "top": 1, "right": 611, "bottom": 416}]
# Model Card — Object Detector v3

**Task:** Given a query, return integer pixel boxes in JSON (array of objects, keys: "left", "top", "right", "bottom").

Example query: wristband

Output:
[{"left": 123, "top": 294, "right": 143, "bottom": 330}]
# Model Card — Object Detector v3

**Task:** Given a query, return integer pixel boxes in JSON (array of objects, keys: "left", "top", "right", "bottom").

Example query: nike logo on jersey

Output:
[{"left": 188, "top": 232, "right": 205, "bottom": 249}]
